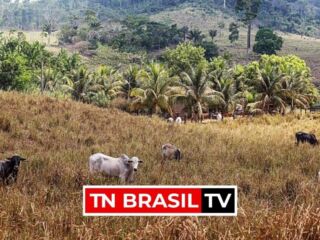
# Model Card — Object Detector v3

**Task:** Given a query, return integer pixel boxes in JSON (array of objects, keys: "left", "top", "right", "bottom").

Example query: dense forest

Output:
[{"left": 1, "top": 0, "right": 320, "bottom": 37}]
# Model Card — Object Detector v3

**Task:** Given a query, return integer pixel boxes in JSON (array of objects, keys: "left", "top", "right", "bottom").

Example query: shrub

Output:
[{"left": 253, "top": 28, "right": 283, "bottom": 55}]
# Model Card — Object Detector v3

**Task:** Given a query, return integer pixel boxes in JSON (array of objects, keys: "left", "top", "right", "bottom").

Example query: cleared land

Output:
[
  {"left": 1, "top": 30, "right": 60, "bottom": 53},
  {"left": 151, "top": 7, "right": 320, "bottom": 81},
  {"left": 0, "top": 92, "right": 319, "bottom": 239}
]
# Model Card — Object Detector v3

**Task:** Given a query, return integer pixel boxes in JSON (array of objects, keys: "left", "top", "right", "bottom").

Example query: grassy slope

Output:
[
  {"left": 0, "top": 91, "right": 319, "bottom": 239},
  {"left": 151, "top": 6, "right": 320, "bottom": 82},
  {"left": 1, "top": 30, "right": 61, "bottom": 53}
]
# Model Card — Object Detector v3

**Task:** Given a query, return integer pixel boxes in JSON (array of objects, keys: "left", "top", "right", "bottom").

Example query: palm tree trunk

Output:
[
  {"left": 247, "top": 22, "right": 252, "bottom": 53},
  {"left": 196, "top": 101, "right": 203, "bottom": 121}
]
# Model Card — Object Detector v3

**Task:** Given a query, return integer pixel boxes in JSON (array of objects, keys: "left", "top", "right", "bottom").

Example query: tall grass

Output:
[{"left": 0, "top": 91, "right": 319, "bottom": 239}]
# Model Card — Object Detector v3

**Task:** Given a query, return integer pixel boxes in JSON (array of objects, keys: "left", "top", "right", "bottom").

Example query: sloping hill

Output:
[
  {"left": 0, "top": 91, "right": 319, "bottom": 239},
  {"left": 151, "top": 6, "right": 320, "bottom": 82}
]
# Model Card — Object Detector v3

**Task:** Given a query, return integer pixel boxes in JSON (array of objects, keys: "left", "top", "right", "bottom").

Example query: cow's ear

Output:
[
  {"left": 6, "top": 157, "right": 12, "bottom": 160},
  {"left": 128, "top": 160, "right": 133, "bottom": 163},
  {"left": 120, "top": 154, "right": 129, "bottom": 160},
  {"left": 138, "top": 160, "right": 143, "bottom": 163}
]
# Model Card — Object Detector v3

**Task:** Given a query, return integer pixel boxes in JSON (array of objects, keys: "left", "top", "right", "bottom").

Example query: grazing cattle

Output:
[
  {"left": 0, "top": 155, "right": 26, "bottom": 185},
  {"left": 175, "top": 117, "right": 182, "bottom": 124},
  {"left": 296, "top": 132, "right": 319, "bottom": 146},
  {"left": 89, "top": 153, "right": 143, "bottom": 183},
  {"left": 217, "top": 112, "right": 223, "bottom": 121},
  {"left": 161, "top": 144, "right": 181, "bottom": 162},
  {"left": 167, "top": 117, "right": 174, "bottom": 123},
  {"left": 233, "top": 104, "right": 244, "bottom": 119}
]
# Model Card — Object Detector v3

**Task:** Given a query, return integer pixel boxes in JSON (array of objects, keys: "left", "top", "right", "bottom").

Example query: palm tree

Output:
[
  {"left": 90, "top": 65, "right": 123, "bottom": 101},
  {"left": 63, "top": 66, "right": 94, "bottom": 102},
  {"left": 38, "top": 68, "right": 65, "bottom": 92},
  {"left": 42, "top": 20, "right": 57, "bottom": 46},
  {"left": 281, "top": 70, "right": 317, "bottom": 111},
  {"left": 179, "top": 63, "right": 224, "bottom": 119},
  {"left": 209, "top": 58, "right": 245, "bottom": 112},
  {"left": 130, "top": 63, "right": 176, "bottom": 115},
  {"left": 188, "top": 29, "right": 205, "bottom": 44},
  {"left": 249, "top": 64, "right": 286, "bottom": 113},
  {"left": 209, "top": 30, "right": 217, "bottom": 42},
  {"left": 122, "top": 65, "right": 139, "bottom": 100}
]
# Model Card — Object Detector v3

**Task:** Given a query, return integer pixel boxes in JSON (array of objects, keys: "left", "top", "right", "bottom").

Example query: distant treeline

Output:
[{"left": 1, "top": 0, "right": 320, "bottom": 37}]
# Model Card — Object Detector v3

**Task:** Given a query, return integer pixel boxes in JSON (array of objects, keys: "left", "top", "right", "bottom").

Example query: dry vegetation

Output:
[{"left": 0, "top": 91, "right": 320, "bottom": 239}]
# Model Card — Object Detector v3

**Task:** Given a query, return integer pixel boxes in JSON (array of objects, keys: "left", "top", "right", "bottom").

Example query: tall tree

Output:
[
  {"left": 235, "top": 0, "right": 261, "bottom": 53},
  {"left": 229, "top": 22, "right": 240, "bottom": 44},
  {"left": 42, "top": 20, "right": 57, "bottom": 46}
]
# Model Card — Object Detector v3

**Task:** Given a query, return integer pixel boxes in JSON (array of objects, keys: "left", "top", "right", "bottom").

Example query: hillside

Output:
[
  {"left": 1, "top": 0, "right": 319, "bottom": 36},
  {"left": 151, "top": 6, "right": 320, "bottom": 82},
  {"left": 0, "top": 91, "right": 320, "bottom": 239}
]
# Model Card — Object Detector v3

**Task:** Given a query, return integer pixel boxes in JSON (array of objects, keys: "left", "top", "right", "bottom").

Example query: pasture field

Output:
[
  {"left": 1, "top": 30, "right": 60, "bottom": 53},
  {"left": 0, "top": 91, "right": 319, "bottom": 239}
]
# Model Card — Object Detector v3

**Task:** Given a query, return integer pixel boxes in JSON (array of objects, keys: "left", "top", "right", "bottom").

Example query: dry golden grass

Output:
[{"left": 0, "top": 91, "right": 320, "bottom": 239}]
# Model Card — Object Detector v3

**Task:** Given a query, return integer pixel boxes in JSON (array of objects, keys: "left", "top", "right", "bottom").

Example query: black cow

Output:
[
  {"left": 0, "top": 155, "right": 26, "bottom": 184},
  {"left": 296, "top": 132, "right": 319, "bottom": 146}
]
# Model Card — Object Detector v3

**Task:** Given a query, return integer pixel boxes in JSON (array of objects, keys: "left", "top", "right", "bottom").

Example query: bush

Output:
[
  {"left": 198, "top": 41, "right": 219, "bottom": 60},
  {"left": 253, "top": 28, "right": 283, "bottom": 55}
]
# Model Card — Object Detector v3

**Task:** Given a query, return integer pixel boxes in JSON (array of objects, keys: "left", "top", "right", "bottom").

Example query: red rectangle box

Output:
[{"left": 83, "top": 185, "right": 237, "bottom": 216}]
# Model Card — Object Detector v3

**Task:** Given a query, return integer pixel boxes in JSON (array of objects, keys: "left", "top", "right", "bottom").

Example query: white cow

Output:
[
  {"left": 175, "top": 117, "right": 182, "bottom": 124},
  {"left": 217, "top": 113, "right": 223, "bottom": 121},
  {"left": 89, "top": 153, "right": 143, "bottom": 183},
  {"left": 167, "top": 117, "right": 174, "bottom": 123}
]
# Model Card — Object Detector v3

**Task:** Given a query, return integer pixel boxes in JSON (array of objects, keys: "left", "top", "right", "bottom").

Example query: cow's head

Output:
[
  {"left": 7, "top": 155, "right": 26, "bottom": 169},
  {"left": 128, "top": 157, "right": 143, "bottom": 171},
  {"left": 311, "top": 134, "right": 319, "bottom": 145}
]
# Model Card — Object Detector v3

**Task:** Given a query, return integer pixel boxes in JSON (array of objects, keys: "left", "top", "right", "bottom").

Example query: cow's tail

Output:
[{"left": 175, "top": 149, "right": 181, "bottom": 160}]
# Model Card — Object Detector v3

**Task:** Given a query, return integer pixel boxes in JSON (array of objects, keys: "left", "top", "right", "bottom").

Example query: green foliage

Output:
[
  {"left": 229, "top": 22, "right": 240, "bottom": 43},
  {"left": 209, "top": 29, "right": 217, "bottom": 41},
  {"left": 164, "top": 42, "right": 207, "bottom": 75},
  {"left": 253, "top": 28, "right": 283, "bottom": 55},
  {"left": 0, "top": 34, "right": 45, "bottom": 90},
  {"left": 198, "top": 41, "right": 219, "bottom": 60},
  {"left": 110, "top": 17, "right": 185, "bottom": 52},
  {"left": 188, "top": 29, "right": 205, "bottom": 44},
  {"left": 130, "top": 63, "right": 175, "bottom": 114},
  {"left": 0, "top": 30, "right": 318, "bottom": 117},
  {"left": 236, "top": 0, "right": 261, "bottom": 23},
  {"left": 42, "top": 20, "right": 57, "bottom": 45},
  {"left": 0, "top": 33, "right": 82, "bottom": 93},
  {"left": 245, "top": 55, "right": 318, "bottom": 113},
  {"left": 1, "top": 0, "right": 320, "bottom": 38},
  {"left": 179, "top": 62, "right": 224, "bottom": 117}
]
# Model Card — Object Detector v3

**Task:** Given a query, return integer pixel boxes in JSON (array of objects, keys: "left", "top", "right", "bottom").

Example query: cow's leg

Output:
[
  {"left": 119, "top": 174, "right": 127, "bottom": 184},
  {"left": 127, "top": 172, "right": 134, "bottom": 183}
]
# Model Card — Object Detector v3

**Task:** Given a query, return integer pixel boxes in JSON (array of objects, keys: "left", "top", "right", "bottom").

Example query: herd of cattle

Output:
[
  {"left": 0, "top": 132, "right": 319, "bottom": 185},
  {"left": 167, "top": 112, "right": 223, "bottom": 124}
]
